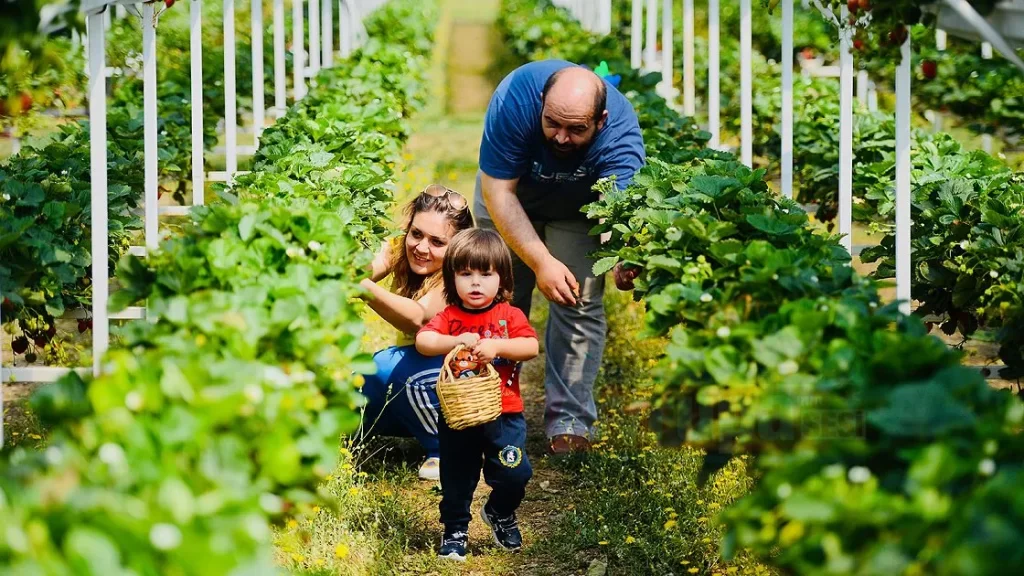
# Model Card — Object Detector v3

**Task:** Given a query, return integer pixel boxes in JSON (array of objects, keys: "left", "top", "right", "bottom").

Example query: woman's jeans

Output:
[{"left": 357, "top": 345, "right": 444, "bottom": 458}]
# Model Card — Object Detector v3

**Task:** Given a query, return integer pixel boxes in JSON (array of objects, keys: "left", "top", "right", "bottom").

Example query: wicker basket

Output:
[{"left": 436, "top": 345, "right": 503, "bottom": 430}]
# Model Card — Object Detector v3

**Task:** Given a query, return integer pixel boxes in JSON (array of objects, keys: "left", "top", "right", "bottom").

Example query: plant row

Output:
[
  {"left": 501, "top": 1, "right": 1024, "bottom": 574},
  {"left": 0, "top": 2, "right": 435, "bottom": 574}
]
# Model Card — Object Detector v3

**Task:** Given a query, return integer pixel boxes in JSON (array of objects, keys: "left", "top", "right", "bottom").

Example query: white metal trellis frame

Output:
[
  {"left": 274, "top": 0, "right": 286, "bottom": 113},
  {"left": 896, "top": 35, "right": 913, "bottom": 315},
  {"left": 708, "top": 0, "right": 720, "bottom": 148},
  {"left": 323, "top": 0, "right": 334, "bottom": 68},
  {"left": 224, "top": 0, "right": 238, "bottom": 178},
  {"left": 191, "top": 0, "right": 205, "bottom": 205},
  {"left": 143, "top": 2, "right": 159, "bottom": 250},
  {"left": 660, "top": 0, "right": 674, "bottom": 97},
  {"left": 740, "top": 0, "right": 752, "bottom": 167},
  {"left": 340, "top": 0, "right": 353, "bottom": 57},
  {"left": 838, "top": 5, "right": 854, "bottom": 254},
  {"left": 682, "top": 0, "right": 695, "bottom": 116},
  {"left": 309, "top": 0, "right": 322, "bottom": 78},
  {"left": 780, "top": 0, "right": 793, "bottom": 198}
]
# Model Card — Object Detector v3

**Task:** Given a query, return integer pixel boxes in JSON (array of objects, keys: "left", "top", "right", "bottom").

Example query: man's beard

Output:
[{"left": 545, "top": 137, "right": 593, "bottom": 161}]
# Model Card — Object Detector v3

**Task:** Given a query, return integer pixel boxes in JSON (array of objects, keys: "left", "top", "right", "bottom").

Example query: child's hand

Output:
[
  {"left": 471, "top": 339, "right": 502, "bottom": 364},
  {"left": 456, "top": 332, "right": 481, "bottom": 348}
]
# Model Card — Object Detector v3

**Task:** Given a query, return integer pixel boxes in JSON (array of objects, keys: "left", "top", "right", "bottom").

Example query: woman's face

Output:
[{"left": 405, "top": 211, "right": 454, "bottom": 276}]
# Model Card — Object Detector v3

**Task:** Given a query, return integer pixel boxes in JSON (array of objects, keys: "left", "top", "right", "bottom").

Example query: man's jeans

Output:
[{"left": 474, "top": 173, "right": 606, "bottom": 439}]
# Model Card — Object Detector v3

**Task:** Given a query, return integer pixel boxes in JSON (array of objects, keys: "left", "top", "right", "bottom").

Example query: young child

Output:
[{"left": 415, "top": 228, "right": 539, "bottom": 561}]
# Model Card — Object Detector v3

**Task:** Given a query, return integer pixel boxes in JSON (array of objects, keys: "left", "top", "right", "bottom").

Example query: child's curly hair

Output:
[{"left": 441, "top": 229, "right": 515, "bottom": 307}]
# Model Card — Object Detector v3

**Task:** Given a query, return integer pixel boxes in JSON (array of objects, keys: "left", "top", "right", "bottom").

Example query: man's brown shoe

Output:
[{"left": 548, "top": 434, "right": 591, "bottom": 455}]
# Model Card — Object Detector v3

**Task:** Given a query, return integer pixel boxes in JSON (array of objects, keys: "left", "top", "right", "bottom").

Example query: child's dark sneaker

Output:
[
  {"left": 438, "top": 528, "right": 468, "bottom": 561},
  {"left": 480, "top": 502, "right": 523, "bottom": 551}
]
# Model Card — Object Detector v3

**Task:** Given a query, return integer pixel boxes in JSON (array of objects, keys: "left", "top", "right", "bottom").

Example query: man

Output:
[{"left": 474, "top": 59, "right": 645, "bottom": 454}]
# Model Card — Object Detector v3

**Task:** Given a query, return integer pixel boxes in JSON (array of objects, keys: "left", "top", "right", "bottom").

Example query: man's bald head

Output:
[
  {"left": 541, "top": 66, "right": 607, "bottom": 122},
  {"left": 539, "top": 66, "right": 609, "bottom": 159}
]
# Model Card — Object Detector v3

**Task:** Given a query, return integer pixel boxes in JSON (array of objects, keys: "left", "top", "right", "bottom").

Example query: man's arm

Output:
[{"left": 480, "top": 172, "right": 580, "bottom": 306}]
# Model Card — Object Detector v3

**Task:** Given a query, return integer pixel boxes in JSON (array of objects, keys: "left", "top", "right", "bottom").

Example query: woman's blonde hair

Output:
[{"left": 389, "top": 185, "right": 474, "bottom": 299}]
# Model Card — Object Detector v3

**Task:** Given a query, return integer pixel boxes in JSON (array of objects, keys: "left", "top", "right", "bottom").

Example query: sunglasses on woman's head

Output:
[{"left": 421, "top": 184, "right": 468, "bottom": 210}]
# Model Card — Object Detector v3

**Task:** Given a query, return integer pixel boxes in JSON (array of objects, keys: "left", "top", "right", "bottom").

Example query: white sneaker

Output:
[{"left": 418, "top": 457, "right": 440, "bottom": 481}]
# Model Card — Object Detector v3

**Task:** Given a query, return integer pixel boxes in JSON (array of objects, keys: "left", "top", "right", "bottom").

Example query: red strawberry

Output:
[
  {"left": 853, "top": 39, "right": 865, "bottom": 51},
  {"left": 12, "top": 336, "right": 29, "bottom": 354},
  {"left": 19, "top": 92, "right": 32, "bottom": 112},
  {"left": 78, "top": 319, "right": 92, "bottom": 333},
  {"left": 858, "top": 0, "right": 871, "bottom": 10},
  {"left": 847, "top": 0, "right": 858, "bottom": 14},
  {"left": 922, "top": 60, "right": 937, "bottom": 80},
  {"left": 25, "top": 352, "right": 37, "bottom": 364},
  {"left": 1, "top": 297, "right": 13, "bottom": 313},
  {"left": 165, "top": 0, "right": 176, "bottom": 8},
  {"left": 888, "top": 25, "right": 908, "bottom": 46}
]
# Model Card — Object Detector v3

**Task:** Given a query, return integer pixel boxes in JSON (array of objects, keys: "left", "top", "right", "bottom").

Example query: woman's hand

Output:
[
  {"left": 472, "top": 339, "right": 502, "bottom": 364},
  {"left": 456, "top": 332, "right": 481, "bottom": 348}
]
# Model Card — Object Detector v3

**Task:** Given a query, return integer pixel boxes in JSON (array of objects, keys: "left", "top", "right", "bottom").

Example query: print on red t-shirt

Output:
[{"left": 419, "top": 302, "right": 538, "bottom": 413}]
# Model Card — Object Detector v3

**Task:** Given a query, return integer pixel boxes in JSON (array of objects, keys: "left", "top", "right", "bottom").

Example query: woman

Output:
[{"left": 357, "top": 184, "right": 474, "bottom": 480}]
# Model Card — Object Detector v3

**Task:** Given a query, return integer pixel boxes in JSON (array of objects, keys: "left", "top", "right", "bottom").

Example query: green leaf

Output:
[
  {"left": 746, "top": 214, "right": 798, "bottom": 236},
  {"left": 782, "top": 492, "right": 837, "bottom": 522},
  {"left": 867, "top": 382, "right": 976, "bottom": 437},
  {"left": 592, "top": 256, "right": 619, "bottom": 276}
]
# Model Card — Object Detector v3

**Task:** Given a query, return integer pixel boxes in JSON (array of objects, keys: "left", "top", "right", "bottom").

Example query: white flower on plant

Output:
[
  {"left": 716, "top": 326, "right": 731, "bottom": 339},
  {"left": 777, "top": 360, "right": 800, "bottom": 376},
  {"left": 824, "top": 464, "right": 845, "bottom": 479},
  {"left": 776, "top": 483, "right": 792, "bottom": 499},
  {"left": 2, "top": 193, "right": 10, "bottom": 201},
  {"left": 990, "top": 270, "right": 999, "bottom": 279},
  {"left": 700, "top": 293, "right": 713, "bottom": 303},
  {"left": 869, "top": 301, "right": 878, "bottom": 308},
  {"left": 125, "top": 391, "right": 144, "bottom": 412},
  {"left": 259, "top": 493, "right": 284, "bottom": 514},
  {"left": 772, "top": 274, "right": 779, "bottom": 281},
  {"left": 307, "top": 240, "right": 323, "bottom": 252},
  {"left": 149, "top": 523, "right": 182, "bottom": 551},
  {"left": 960, "top": 240, "right": 970, "bottom": 250},
  {"left": 810, "top": 275, "right": 819, "bottom": 283},
  {"left": 979, "top": 458, "right": 996, "bottom": 476},
  {"left": 244, "top": 384, "right": 264, "bottom": 403},
  {"left": 98, "top": 443, "right": 126, "bottom": 467},
  {"left": 847, "top": 466, "right": 871, "bottom": 484},
  {"left": 286, "top": 247, "right": 305, "bottom": 259}
]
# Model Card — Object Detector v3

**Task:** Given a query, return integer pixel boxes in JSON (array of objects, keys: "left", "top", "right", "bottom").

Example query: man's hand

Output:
[
  {"left": 536, "top": 254, "right": 580, "bottom": 306},
  {"left": 472, "top": 339, "right": 502, "bottom": 364},
  {"left": 613, "top": 263, "right": 641, "bottom": 291},
  {"left": 457, "top": 332, "right": 481, "bottom": 348}
]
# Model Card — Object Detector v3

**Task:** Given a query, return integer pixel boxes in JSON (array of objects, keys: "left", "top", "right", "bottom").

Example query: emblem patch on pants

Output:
[{"left": 499, "top": 445, "right": 523, "bottom": 468}]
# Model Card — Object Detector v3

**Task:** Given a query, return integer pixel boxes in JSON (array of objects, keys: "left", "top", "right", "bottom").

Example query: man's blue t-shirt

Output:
[{"left": 478, "top": 59, "right": 646, "bottom": 221}]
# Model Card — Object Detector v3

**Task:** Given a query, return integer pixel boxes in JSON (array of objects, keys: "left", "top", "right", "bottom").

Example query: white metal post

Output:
[
  {"left": 340, "top": 0, "right": 353, "bottom": 57},
  {"left": 251, "top": 0, "right": 265, "bottom": 140},
  {"left": 856, "top": 69, "right": 868, "bottom": 105},
  {"left": 645, "top": 0, "right": 657, "bottom": 71},
  {"left": 323, "top": 0, "right": 334, "bottom": 67},
  {"left": 867, "top": 80, "right": 878, "bottom": 111},
  {"left": 838, "top": 5, "right": 854, "bottom": 253},
  {"left": 600, "top": 0, "right": 612, "bottom": 35},
  {"left": 293, "top": 0, "right": 306, "bottom": 99},
  {"left": 88, "top": 11, "right": 109, "bottom": 377},
  {"left": 708, "top": 0, "right": 720, "bottom": 148},
  {"left": 683, "top": 0, "right": 695, "bottom": 115},
  {"left": 274, "top": 0, "right": 286, "bottom": 112},
  {"left": 225, "top": 0, "right": 238, "bottom": 177},
  {"left": 981, "top": 42, "right": 993, "bottom": 153},
  {"left": 896, "top": 35, "right": 912, "bottom": 315},
  {"left": 191, "top": 0, "right": 205, "bottom": 205},
  {"left": 982, "top": 41, "right": 993, "bottom": 59},
  {"left": 630, "top": 0, "right": 642, "bottom": 69},
  {"left": 740, "top": 0, "right": 752, "bottom": 166},
  {"left": 936, "top": 28, "right": 947, "bottom": 50},
  {"left": 660, "top": 0, "right": 674, "bottom": 97},
  {"left": 780, "top": 0, "right": 793, "bottom": 198},
  {"left": 309, "top": 0, "right": 321, "bottom": 77},
  {"left": 143, "top": 2, "right": 159, "bottom": 251}
]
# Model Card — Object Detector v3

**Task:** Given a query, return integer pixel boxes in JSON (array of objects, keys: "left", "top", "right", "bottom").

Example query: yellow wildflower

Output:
[
  {"left": 625, "top": 536, "right": 636, "bottom": 544},
  {"left": 335, "top": 543, "right": 350, "bottom": 559},
  {"left": 599, "top": 540, "right": 609, "bottom": 546},
  {"left": 664, "top": 519, "right": 678, "bottom": 530}
]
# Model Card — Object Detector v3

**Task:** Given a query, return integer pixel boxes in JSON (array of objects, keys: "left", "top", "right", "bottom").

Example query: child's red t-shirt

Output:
[{"left": 419, "top": 301, "right": 537, "bottom": 413}]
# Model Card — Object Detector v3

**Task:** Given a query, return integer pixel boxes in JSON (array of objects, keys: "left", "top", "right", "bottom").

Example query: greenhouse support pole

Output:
[
  {"left": 896, "top": 35, "right": 912, "bottom": 316},
  {"left": 682, "top": 0, "right": 694, "bottom": 115},
  {"left": 645, "top": 0, "right": 657, "bottom": 71},
  {"left": 630, "top": 0, "right": 642, "bottom": 69},
  {"left": 323, "top": 0, "right": 333, "bottom": 67},
  {"left": 143, "top": 2, "right": 159, "bottom": 251},
  {"left": 856, "top": 69, "right": 868, "bottom": 104},
  {"left": 867, "top": 80, "right": 878, "bottom": 111},
  {"left": 252, "top": 0, "right": 265, "bottom": 141},
  {"left": 780, "top": 0, "right": 793, "bottom": 198},
  {"left": 309, "top": 0, "right": 321, "bottom": 77},
  {"left": 225, "top": 0, "right": 238, "bottom": 177},
  {"left": 340, "top": 0, "right": 352, "bottom": 58},
  {"left": 740, "top": 0, "right": 752, "bottom": 167},
  {"left": 981, "top": 43, "right": 994, "bottom": 153},
  {"left": 660, "top": 0, "right": 673, "bottom": 97},
  {"left": 936, "top": 28, "right": 947, "bottom": 50},
  {"left": 191, "top": 0, "right": 205, "bottom": 205},
  {"left": 274, "top": 0, "right": 286, "bottom": 112},
  {"left": 708, "top": 0, "right": 720, "bottom": 148},
  {"left": 293, "top": 0, "right": 306, "bottom": 99},
  {"left": 838, "top": 5, "right": 854, "bottom": 253},
  {"left": 88, "top": 10, "right": 109, "bottom": 377},
  {"left": 600, "top": 0, "right": 612, "bottom": 35}
]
